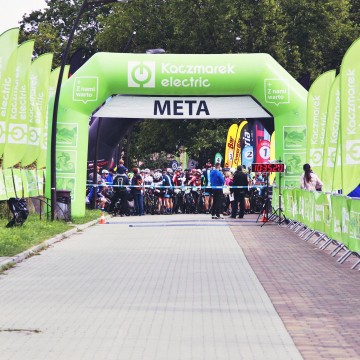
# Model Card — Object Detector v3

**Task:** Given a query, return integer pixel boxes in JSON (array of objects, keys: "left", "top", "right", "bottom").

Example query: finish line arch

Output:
[{"left": 46, "top": 53, "right": 308, "bottom": 216}]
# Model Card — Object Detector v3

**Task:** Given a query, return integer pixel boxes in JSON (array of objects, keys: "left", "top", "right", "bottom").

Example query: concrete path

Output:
[{"left": 0, "top": 213, "right": 358, "bottom": 359}]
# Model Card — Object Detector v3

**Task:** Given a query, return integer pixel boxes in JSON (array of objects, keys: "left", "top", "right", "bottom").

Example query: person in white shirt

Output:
[{"left": 300, "top": 163, "right": 323, "bottom": 191}]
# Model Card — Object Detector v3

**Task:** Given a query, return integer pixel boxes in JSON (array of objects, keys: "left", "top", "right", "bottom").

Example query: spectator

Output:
[
  {"left": 131, "top": 168, "right": 144, "bottom": 216},
  {"left": 230, "top": 165, "right": 249, "bottom": 219},
  {"left": 210, "top": 163, "right": 225, "bottom": 219},
  {"left": 300, "top": 163, "right": 323, "bottom": 191}
]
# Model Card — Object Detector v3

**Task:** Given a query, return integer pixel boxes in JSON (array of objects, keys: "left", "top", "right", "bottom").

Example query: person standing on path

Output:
[
  {"left": 131, "top": 168, "right": 144, "bottom": 216},
  {"left": 230, "top": 165, "right": 249, "bottom": 218},
  {"left": 210, "top": 162, "right": 225, "bottom": 219}
]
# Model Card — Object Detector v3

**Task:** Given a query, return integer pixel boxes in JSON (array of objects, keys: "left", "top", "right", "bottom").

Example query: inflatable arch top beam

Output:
[{"left": 46, "top": 53, "right": 308, "bottom": 216}]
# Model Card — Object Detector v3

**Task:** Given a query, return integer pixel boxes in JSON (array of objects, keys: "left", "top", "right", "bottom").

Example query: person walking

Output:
[
  {"left": 210, "top": 162, "right": 225, "bottom": 219},
  {"left": 230, "top": 165, "right": 249, "bottom": 219},
  {"left": 300, "top": 163, "right": 323, "bottom": 191}
]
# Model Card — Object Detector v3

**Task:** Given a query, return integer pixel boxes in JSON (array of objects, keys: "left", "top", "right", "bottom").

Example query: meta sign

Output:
[{"left": 94, "top": 95, "right": 271, "bottom": 119}]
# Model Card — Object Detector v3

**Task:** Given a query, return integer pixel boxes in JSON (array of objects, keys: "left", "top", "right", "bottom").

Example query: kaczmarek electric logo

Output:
[
  {"left": 128, "top": 61, "right": 156, "bottom": 88},
  {"left": 345, "top": 140, "right": 360, "bottom": 164}
]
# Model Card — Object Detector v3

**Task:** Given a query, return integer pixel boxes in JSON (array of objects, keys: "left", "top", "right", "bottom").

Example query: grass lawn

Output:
[{"left": 0, "top": 209, "right": 101, "bottom": 257}]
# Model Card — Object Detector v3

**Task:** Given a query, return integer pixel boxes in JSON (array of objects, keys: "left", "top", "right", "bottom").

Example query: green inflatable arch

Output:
[{"left": 46, "top": 53, "right": 308, "bottom": 217}]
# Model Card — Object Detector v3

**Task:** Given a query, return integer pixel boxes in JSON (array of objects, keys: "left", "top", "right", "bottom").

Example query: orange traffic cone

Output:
[
  {"left": 261, "top": 210, "right": 267, "bottom": 222},
  {"left": 99, "top": 211, "right": 106, "bottom": 224}
]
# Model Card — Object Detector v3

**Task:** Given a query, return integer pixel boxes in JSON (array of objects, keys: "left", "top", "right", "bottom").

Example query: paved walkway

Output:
[{"left": 0, "top": 214, "right": 358, "bottom": 360}]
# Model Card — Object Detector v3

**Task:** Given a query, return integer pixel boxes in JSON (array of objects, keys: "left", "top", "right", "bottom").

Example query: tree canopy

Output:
[{"left": 19, "top": 0, "right": 360, "bottom": 167}]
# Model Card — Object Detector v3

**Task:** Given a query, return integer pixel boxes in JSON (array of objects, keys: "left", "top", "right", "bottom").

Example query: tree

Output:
[
  {"left": 18, "top": 0, "right": 360, "bottom": 166},
  {"left": 19, "top": 0, "right": 126, "bottom": 65}
]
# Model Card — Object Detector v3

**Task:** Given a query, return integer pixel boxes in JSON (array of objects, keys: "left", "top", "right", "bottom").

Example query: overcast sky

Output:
[{"left": 0, "top": 0, "right": 47, "bottom": 35}]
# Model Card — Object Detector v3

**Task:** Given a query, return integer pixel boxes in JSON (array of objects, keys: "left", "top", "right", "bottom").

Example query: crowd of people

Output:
[{"left": 86, "top": 160, "right": 268, "bottom": 219}]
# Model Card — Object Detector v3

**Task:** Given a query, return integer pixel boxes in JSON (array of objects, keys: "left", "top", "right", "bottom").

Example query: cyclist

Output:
[
  {"left": 201, "top": 162, "right": 213, "bottom": 213},
  {"left": 143, "top": 168, "right": 153, "bottom": 186},
  {"left": 109, "top": 166, "right": 129, "bottom": 216},
  {"left": 162, "top": 168, "right": 174, "bottom": 214},
  {"left": 153, "top": 170, "right": 165, "bottom": 214}
]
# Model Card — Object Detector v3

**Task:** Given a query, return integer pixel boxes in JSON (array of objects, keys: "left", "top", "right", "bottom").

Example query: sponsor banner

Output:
[
  {"left": 12, "top": 168, "right": 23, "bottom": 197},
  {"left": 25, "top": 169, "right": 39, "bottom": 197},
  {"left": 214, "top": 152, "right": 223, "bottom": 165},
  {"left": 37, "top": 65, "right": 69, "bottom": 168},
  {"left": 306, "top": 70, "right": 336, "bottom": 175},
  {"left": 282, "top": 188, "right": 292, "bottom": 219},
  {"left": 349, "top": 199, "right": 360, "bottom": 252},
  {"left": 3, "top": 40, "right": 34, "bottom": 168},
  {"left": 340, "top": 38, "right": 360, "bottom": 195},
  {"left": 323, "top": 193, "right": 332, "bottom": 236},
  {"left": 232, "top": 120, "right": 247, "bottom": 169},
  {"left": 3, "top": 168, "right": 16, "bottom": 198},
  {"left": 94, "top": 95, "right": 271, "bottom": 119},
  {"left": 321, "top": 75, "right": 340, "bottom": 192},
  {"left": 253, "top": 120, "right": 270, "bottom": 163},
  {"left": 0, "top": 28, "right": 19, "bottom": 157},
  {"left": 241, "top": 122, "right": 254, "bottom": 170},
  {"left": 37, "top": 169, "right": 45, "bottom": 195},
  {"left": 302, "top": 190, "right": 314, "bottom": 229},
  {"left": 292, "top": 189, "right": 302, "bottom": 223},
  {"left": 224, "top": 123, "right": 238, "bottom": 168},
  {"left": 283, "top": 191, "right": 360, "bottom": 252},
  {"left": 272, "top": 187, "right": 279, "bottom": 210},
  {"left": 313, "top": 191, "right": 325, "bottom": 233},
  {"left": 0, "top": 169, "right": 7, "bottom": 200},
  {"left": 20, "top": 169, "right": 29, "bottom": 198},
  {"left": 330, "top": 195, "right": 350, "bottom": 246},
  {"left": 22, "top": 53, "right": 53, "bottom": 166}
]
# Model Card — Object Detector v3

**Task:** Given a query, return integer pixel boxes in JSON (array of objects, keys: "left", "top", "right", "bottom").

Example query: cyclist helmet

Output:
[
  {"left": 167, "top": 168, "right": 173, "bottom": 174},
  {"left": 144, "top": 168, "right": 150, "bottom": 174},
  {"left": 153, "top": 172, "right": 162, "bottom": 181}
]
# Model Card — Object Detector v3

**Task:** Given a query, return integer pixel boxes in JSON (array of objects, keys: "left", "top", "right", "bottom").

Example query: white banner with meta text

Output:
[{"left": 94, "top": 95, "right": 272, "bottom": 119}]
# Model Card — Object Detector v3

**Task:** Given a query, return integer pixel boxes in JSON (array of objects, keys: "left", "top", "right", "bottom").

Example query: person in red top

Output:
[{"left": 188, "top": 169, "right": 202, "bottom": 211}]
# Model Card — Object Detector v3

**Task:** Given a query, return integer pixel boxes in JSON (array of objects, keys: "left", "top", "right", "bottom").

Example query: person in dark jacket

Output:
[
  {"left": 109, "top": 166, "right": 129, "bottom": 216},
  {"left": 131, "top": 168, "right": 144, "bottom": 216},
  {"left": 230, "top": 165, "right": 249, "bottom": 218}
]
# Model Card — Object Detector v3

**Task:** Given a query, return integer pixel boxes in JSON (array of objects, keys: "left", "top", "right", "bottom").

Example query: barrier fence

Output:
[{"left": 272, "top": 187, "right": 360, "bottom": 269}]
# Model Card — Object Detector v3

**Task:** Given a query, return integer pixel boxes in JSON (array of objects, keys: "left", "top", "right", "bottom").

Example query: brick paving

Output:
[{"left": 229, "top": 215, "right": 360, "bottom": 360}]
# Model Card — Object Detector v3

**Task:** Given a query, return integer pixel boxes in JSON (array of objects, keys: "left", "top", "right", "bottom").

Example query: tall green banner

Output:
[
  {"left": 3, "top": 40, "right": 34, "bottom": 168},
  {"left": 306, "top": 70, "right": 336, "bottom": 176},
  {"left": 0, "top": 28, "right": 19, "bottom": 157},
  {"left": 340, "top": 38, "right": 360, "bottom": 195},
  {"left": 37, "top": 66, "right": 69, "bottom": 169},
  {"left": 22, "top": 53, "right": 53, "bottom": 166},
  {"left": 321, "top": 75, "right": 340, "bottom": 192},
  {"left": 333, "top": 126, "right": 342, "bottom": 192}
]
